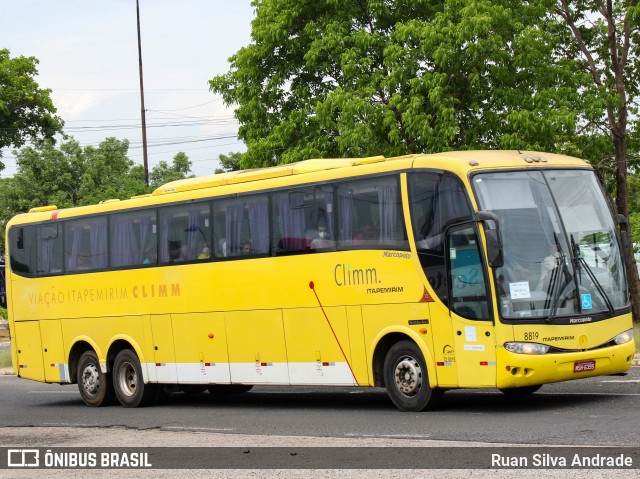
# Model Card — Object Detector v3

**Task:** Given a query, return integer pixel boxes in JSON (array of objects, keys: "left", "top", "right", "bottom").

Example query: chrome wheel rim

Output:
[
  {"left": 81, "top": 363, "right": 100, "bottom": 396},
  {"left": 116, "top": 361, "right": 138, "bottom": 397},
  {"left": 393, "top": 355, "right": 423, "bottom": 397}
]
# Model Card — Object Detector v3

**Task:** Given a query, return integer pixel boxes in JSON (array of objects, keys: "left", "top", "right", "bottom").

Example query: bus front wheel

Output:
[
  {"left": 383, "top": 340, "right": 442, "bottom": 412},
  {"left": 113, "top": 349, "right": 156, "bottom": 407},
  {"left": 77, "top": 350, "right": 115, "bottom": 407}
]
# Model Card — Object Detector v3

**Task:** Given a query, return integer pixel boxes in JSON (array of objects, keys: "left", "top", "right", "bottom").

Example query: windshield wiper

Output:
[
  {"left": 545, "top": 232, "right": 571, "bottom": 322},
  {"left": 570, "top": 234, "right": 614, "bottom": 314}
]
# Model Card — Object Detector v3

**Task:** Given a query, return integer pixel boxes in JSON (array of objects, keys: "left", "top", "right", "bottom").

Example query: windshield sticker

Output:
[
  {"left": 581, "top": 293, "right": 593, "bottom": 309},
  {"left": 464, "top": 326, "right": 477, "bottom": 342},
  {"left": 509, "top": 281, "right": 531, "bottom": 299}
]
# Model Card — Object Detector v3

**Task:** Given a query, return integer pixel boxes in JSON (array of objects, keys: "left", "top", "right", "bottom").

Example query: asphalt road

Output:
[{"left": 0, "top": 366, "right": 638, "bottom": 447}]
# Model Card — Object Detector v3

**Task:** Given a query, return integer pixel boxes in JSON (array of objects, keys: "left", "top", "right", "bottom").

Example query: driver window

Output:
[{"left": 447, "top": 225, "right": 490, "bottom": 320}]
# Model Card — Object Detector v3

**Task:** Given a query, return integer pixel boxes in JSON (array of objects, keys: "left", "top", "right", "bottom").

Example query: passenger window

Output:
[
  {"left": 110, "top": 210, "right": 157, "bottom": 267},
  {"left": 336, "top": 176, "right": 407, "bottom": 250},
  {"left": 37, "top": 223, "right": 63, "bottom": 275},
  {"left": 159, "top": 202, "right": 211, "bottom": 264},
  {"left": 273, "top": 187, "right": 335, "bottom": 254},
  {"left": 65, "top": 217, "right": 108, "bottom": 272},
  {"left": 9, "top": 226, "right": 37, "bottom": 277},
  {"left": 408, "top": 172, "right": 474, "bottom": 304},
  {"left": 447, "top": 225, "right": 490, "bottom": 320},
  {"left": 213, "top": 194, "right": 269, "bottom": 257}
]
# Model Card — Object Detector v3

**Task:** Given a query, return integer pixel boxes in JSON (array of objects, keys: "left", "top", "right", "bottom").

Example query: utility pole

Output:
[{"left": 136, "top": 0, "right": 149, "bottom": 186}]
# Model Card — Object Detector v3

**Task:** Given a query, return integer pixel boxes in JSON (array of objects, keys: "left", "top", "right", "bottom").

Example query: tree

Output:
[
  {"left": 0, "top": 49, "right": 63, "bottom": 169},
  {"left": 78, "top": 137, "right": 144, "bottom": 205},
  {"left": 148, "top": 152, "right": 193, "bottom": 189},
  {"left": 213, "top": 0, "right": 640, "bottom": 319},
  {"left": 215, "top": 152, "right": 243, "bottom": 174},
  {"left": 210, "top": 0, "right": 582, "bottom": 169},
  {"left": 553, "top": 0, "right": 640, "bottom": 321},
  {"left": 0, "top": 137, "right": 149, "bottom": 249}
]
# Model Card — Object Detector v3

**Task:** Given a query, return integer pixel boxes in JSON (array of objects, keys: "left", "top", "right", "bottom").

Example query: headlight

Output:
[
  {"left": 613, "top": 329, "right": 634, "bottom": 345},
  {"left": 504, "top": 342, "right": 550, "bottom": 355}
]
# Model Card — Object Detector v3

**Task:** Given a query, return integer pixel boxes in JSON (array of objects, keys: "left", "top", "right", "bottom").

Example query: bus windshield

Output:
[{"left": 473, "top": 170, "right": 629, "bottom": 320}]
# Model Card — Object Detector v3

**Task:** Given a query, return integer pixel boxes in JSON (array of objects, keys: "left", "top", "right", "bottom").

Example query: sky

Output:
[{"left": 1, "top": 0, "right": 255, "bottom": 178}]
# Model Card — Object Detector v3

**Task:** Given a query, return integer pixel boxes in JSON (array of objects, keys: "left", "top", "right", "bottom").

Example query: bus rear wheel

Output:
[
  {"left": 113, "top": 349, "right": 156, "bottom": 407},
  {"left": 383, "top": 340, "right": 442, "bottom": 412},
  {"left": 77, "top": 350, "right": 115, "bottom": 407}
]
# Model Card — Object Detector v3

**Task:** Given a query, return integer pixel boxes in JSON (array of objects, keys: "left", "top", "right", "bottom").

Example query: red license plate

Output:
[{"left": 574, "top": 360, "right": 596, "bottom": 373}]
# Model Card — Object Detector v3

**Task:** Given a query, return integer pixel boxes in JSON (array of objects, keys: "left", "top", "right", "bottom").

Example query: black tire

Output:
[
  {"left": 208, "top": 384, "right": 254, "bottom": 395},
  {"left": 77, "top": 350, "right": 115, "bottom": 407},
  {"left": 112, "top": 349, "right": 157, "bottom": 407},
  {"left": 499, "top": 385, "right": 542, "bottom": 397},
  {"left": 383, "top": 340, "right": 442, "bottom": 412}
]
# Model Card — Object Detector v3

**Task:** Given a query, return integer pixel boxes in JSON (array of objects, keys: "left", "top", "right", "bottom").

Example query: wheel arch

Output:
[
  {"left": 371, "top": 328, "right": 436, "bottom": 388},
  {"left": 68, "top": 338, "right": 101, "bottom": 384},
  {"left": 106, "top": 337, "right": 148, "bottom": 382}
]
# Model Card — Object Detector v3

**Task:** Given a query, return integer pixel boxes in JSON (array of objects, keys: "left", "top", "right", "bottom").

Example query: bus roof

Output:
[
  {"left": 153, "top": 150, "right": 589, "bottom": 196},
  {"left": 8, "top": 150, "right": 590, "bottom": 226}
]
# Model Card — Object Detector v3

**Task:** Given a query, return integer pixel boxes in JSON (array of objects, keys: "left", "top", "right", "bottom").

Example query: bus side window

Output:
[
  {"left": 273, "top": 190, "right": 307, "bottom": 252},
  {"left": 447, "top": 225, "right": 490, "bottom": 320},
  {"left": 8, "top": 226, "right": 37, "bottom": 277},
  {"left": 408, "top": 172, "right": 474, "bottom": 306},
  {"left": 336, "top": 176, "right": 408, "bottom": 250},
  {"left": 214, "top": 194, "right": 269, "bottom": 257},
  {"left": 37, "top": 223, "right": 63, "bottom": 274},
  {"left": 64, "top": 217, "right": 108, "bottom": 272},
  {"left": 110, "top": 209, "right": 157, "bottom": 267},
  {"left": 159, "top": 202, "right": 211, "bottom": 263}
]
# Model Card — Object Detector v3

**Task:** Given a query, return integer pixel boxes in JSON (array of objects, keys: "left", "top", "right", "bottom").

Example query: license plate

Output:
[{"left": 574, "top": 360, "right": 596, "bottom": 373}]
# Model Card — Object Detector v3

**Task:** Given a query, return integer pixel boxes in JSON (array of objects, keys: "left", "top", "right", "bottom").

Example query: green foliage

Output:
[
  {"left": 0, "top": 137, "right": 152, "bottom": 250},
  {"left": 215, "top": 152, "right": 244, "bottom": 174},
  {"left": 0, "top": 49, "right": 63, "bottom": 167},
  {"left": 630, "top": 212, "right": 640, "bottom": 245},
  {"left": 0, "top": 350, "right": 10, "bottom": 369},
  {"left": 211, "top": 0, "right": 583, "bottom": 168},
  {"left": 148, "top": 152, "right": 194, "bottom": 189}
]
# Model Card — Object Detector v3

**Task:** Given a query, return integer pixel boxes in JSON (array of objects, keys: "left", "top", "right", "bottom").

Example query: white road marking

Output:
[{"left": 163, "top": 426, "right": 236, "bottom": 432}]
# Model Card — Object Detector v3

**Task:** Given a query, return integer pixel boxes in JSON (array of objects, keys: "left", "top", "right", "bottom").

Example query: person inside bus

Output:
[
  {"left": 353, "top": 222, "right": 376, "bottom": 245},
  {"left": 240, "top": 241, "right": 252, "bottom": 255},
  {"left": 310, "top": 223, "right": 334, "bottom": 249},
  {"left": 168, "top": 240, "right": 184, "bottom": 261},
  {"left": 143, "top": 245, "right": 157, "bottom": 265},
  {"left": 198, "top": 242, "right": 211, "bottom": 260}
]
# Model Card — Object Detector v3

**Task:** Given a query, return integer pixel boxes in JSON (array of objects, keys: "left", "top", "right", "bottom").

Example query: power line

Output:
[
  {"left": 52, "top": 88, "right": 210, "bottom": 91},
  {"left": 150, "top": 99, "right": 222, "bottom": 111}
]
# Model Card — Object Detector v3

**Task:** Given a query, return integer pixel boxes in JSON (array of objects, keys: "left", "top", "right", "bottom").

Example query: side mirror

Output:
[{"left": 476, "top": 211, "right": 504, "bottom": 268}]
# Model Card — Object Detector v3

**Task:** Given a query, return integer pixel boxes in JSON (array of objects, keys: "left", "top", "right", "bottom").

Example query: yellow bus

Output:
[{"left": 5, "top": 150, "right": 635, "bottom": 411}]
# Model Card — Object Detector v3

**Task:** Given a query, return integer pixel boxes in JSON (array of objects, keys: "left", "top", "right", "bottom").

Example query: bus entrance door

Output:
[
  {"left": 447, "top": 224, "right": 497, "bottom": 387},
  {"left": 451, "top": 317, "right": 496, "bottom": 387}
]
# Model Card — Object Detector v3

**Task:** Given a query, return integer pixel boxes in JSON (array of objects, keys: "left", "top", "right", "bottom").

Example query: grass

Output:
[
  {"left": 0, "top": 349, "right": 11, "bottom": 369},
  {"left": 635, "top": 323, "right": 640, "bottom": 353}
]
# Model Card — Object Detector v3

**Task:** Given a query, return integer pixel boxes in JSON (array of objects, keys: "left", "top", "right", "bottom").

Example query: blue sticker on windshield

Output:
[{"left": 581, "top": 294, "right": 593, "bottom": 310}]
